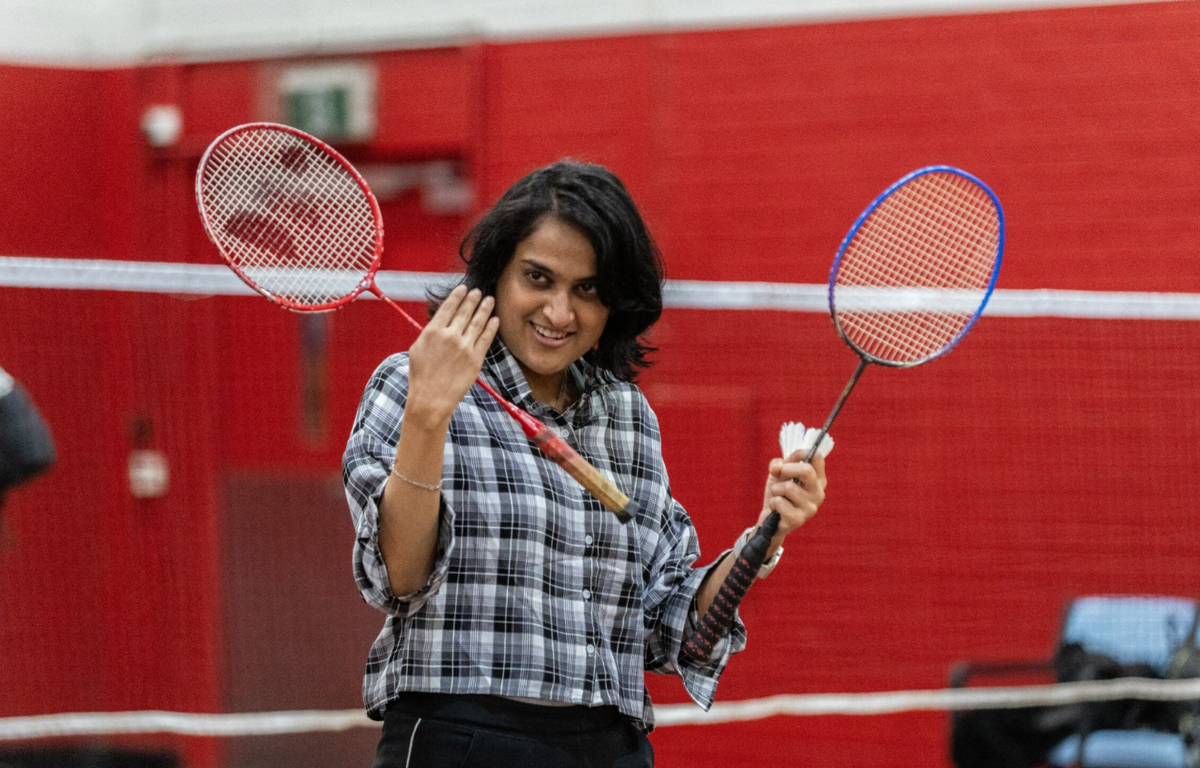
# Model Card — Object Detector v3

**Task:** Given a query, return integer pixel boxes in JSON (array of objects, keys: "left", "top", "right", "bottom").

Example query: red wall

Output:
[{"left": 3, "top": 2, "right": 1200, "bottom": 766}]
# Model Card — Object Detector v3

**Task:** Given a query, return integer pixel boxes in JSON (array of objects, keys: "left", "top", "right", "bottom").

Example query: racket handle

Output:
[
  {"left": 530, "top": 429, "right": 633, "bottom": 522},
  {"left": 682, "top": 512, "right": 779, "bottom": 665},
  {"left": 474, "top": 377, "right": 633, "bottom": 521}
]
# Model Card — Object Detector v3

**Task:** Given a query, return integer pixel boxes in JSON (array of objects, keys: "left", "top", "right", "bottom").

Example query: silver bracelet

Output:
[{"left": 390, "top": 466, "right": 442, "bottom": 493}]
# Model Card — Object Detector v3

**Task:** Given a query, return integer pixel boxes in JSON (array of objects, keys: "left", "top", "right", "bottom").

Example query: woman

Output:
[{"left": 343, "top": 160, "right": 827, "bottom": 767}]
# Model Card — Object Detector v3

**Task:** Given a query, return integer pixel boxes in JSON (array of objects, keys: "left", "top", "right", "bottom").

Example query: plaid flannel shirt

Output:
[{"left": 343, "top": 340, "right": 746, "bottom": 731}]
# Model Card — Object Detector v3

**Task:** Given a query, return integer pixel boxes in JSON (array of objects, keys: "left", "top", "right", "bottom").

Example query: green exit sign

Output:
[
  {"left": 279, "top": 62, "right": 376, "bottom": 142},
  {"left": 287, "top": 87, "right": 351, "bottom": 140}
]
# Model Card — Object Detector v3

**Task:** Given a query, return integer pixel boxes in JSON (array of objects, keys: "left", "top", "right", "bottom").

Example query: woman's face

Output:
[{"left": 493, "top": 216, "right": 610, "bottom": 400}]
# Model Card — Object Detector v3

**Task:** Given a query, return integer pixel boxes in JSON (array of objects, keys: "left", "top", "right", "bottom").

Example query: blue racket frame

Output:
[{"left": 828, "top": 164, "right": 1005, "bottom": 368}]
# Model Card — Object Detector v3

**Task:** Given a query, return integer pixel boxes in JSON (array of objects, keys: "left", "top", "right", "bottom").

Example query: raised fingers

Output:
[
  {"left": 431, "top": 284, "right": 469, "bottom": 328},
  {"left": 473, "top": 315, "right": 500, "bottom": 355},
  {"left": 448, "top": 288, "right": 484, "bottom": 332},
  {"left": 465, "top": 294, "right": 494, "bottom": 338}
]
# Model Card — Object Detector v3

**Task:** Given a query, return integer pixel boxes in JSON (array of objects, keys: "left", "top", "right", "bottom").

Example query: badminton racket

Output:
[
  {"left": 195, "top": 122, "right": 633, "bottom": 522},
  {"left": 683, "top": 165, "right": 1004, "bottom": 663}
]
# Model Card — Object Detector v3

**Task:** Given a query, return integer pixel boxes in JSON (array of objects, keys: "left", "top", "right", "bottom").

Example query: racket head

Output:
[
  {"left": 195, "top": 122, "right": 384, "bottom": 312},
  {"left": 828, "top": 165, "right": 1004, "bottom": 368}
]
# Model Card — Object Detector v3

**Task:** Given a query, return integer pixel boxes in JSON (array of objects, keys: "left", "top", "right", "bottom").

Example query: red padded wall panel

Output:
[
  {"left": 4, "top": 3, "right": 1200, "bottom": 767},
  {"left": 0, "top": 65, "right": 109, "bottom": 258}
]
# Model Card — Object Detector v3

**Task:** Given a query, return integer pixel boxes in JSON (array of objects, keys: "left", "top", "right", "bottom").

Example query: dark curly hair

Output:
[{"left": 430, "top": 160, "right": 664, "bottom": 382}]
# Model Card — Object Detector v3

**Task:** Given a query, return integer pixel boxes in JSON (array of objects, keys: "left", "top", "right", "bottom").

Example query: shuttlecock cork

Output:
[{"left": 779, "top": 422, "right": 834, "bottom": 460}]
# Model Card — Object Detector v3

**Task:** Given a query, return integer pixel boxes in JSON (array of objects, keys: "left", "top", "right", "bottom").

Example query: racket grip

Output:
[
  {"left": 530, "top": 430, "right": 633, "bottom": 522},
  {"left": 682, "top": 514, "right": 778, "bottom": 665}
]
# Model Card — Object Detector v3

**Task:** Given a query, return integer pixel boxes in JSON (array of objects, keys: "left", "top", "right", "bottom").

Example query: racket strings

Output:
[
  {"left": 834, "top": 171, "right": 1000, "bottom": 364},
  {"left": 212, "top": 140, "right": 372, "bottom": 303},
  {"left": 843, "top": 175, "right": 997, "bottom": 292},
  {"left": 895, "top": 176, "right": 998, "bottom": 286},
  {"left": 206, "top": 131, "right": 374, "bottom": 269},
  {"left": 199, "top": 128, "right": 378, "bottom": 307},
  {"left": 844, "top": 309, "right": 971, "bottom": 362}
]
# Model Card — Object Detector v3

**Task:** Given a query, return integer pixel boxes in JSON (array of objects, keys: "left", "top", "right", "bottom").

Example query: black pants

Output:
[{"left": 373, "top": 693, "right": 654, "bottom": 768}]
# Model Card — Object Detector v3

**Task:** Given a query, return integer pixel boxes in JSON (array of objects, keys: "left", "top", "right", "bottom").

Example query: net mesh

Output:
[
  {"left": 197, "top": 126, "right": 380, "bottom": 309},
  {"left": 3, "top": 259, "right": 1200, "bottom": 768},
  {"left": 833, "top": 170, "right": 1001, "bottom": 365}
]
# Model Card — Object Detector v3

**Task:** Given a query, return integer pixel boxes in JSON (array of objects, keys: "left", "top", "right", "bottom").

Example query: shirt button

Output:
[
  {"left": 584, "top": 534, "right": 594, "bottom": 546},
  {"left": 583, "top": 589, "right": 592, "bottom": 600},
  {"left": 586, "top": 644, "right": 596, "bottom": 655}
]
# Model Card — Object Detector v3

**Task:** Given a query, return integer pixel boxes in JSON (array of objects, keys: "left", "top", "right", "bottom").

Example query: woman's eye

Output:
[
  {"left": 526, "top": 270, "right": 547, "bottom": 284},
  {"left": 577, "top": 282, "right": 597, "bottom": 295}
]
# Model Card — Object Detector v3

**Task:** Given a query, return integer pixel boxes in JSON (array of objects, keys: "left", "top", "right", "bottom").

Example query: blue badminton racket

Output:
[{"left": 684, "top": 166, "right": 1005, "bottom": 664}]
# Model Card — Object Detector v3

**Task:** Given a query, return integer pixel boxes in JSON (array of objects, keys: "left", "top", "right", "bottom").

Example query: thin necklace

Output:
[{"left": 555, "top": 372, "right": 570, "bottom": 412}]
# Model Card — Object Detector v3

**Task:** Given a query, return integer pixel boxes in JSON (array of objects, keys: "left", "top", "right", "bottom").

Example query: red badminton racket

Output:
[{"left": 196, "top": 122, "right": 632, "bottom": 521}]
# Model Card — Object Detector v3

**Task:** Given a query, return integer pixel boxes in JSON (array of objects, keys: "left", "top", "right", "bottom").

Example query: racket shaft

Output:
[
  {"left": 802, "top": 357, "right": 867, "bottom": 463},
  {"left": 376, "top": 291, "right": 633, "bottom": 521},
  {"left": 683, "top": 514, "right": 778, "bottom": 664}
]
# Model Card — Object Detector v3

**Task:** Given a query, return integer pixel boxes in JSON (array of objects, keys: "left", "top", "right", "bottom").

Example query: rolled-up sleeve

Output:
[
  {"left": 342, "top": 354, "right": 456, "bottom": 618},
  {"left": 637, "top": 400, "right": 746, "bottom": 710}
]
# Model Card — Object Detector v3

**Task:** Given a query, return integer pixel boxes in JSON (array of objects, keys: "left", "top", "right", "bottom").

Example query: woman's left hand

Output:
[{"left": 758, "top": 450, "right": 828, "bottom": 537}]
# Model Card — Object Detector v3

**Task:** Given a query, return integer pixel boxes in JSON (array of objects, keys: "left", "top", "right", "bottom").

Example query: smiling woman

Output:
[
  {"left": 341, "top": 159, "right": 829, "bottom": 768},
  {"left": 492, "top": 217, "right": 610, "bottom": 407},
  {"left": 432, "top": 159, "right": 666, "bottom": 385}
]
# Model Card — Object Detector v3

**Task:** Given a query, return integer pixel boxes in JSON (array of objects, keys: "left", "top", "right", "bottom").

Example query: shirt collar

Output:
[{"left": 481, "top": 339, "right": 613, "bottom": 414}]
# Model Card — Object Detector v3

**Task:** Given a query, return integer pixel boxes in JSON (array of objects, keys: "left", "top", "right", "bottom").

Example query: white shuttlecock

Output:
[{"left": 779, "top": 421, "right": 833, "bottom": 459}]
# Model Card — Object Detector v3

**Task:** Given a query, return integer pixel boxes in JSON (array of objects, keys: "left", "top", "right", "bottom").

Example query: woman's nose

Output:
[{"left": 544, "top": 290, "right": 574, "bottom": 327}]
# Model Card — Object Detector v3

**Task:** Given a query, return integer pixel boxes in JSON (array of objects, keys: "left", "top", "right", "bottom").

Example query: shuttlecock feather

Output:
[{"left": 778, "top": 421, "right": 833, "bottom": 459}]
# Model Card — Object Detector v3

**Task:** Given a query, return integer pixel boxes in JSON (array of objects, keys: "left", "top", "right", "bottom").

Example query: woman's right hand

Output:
[{"left": 406, "top": 285, "right": 500, "bottom": 427}]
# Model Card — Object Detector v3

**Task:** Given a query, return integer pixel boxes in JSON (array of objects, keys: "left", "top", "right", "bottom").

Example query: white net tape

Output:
[
  {"left": 834, "top": 171, "right": 1001, "bottom": 365},
  {"left": 2, "top": 678, "right": 1198, "bottom": 739},
  {"left": 6, "top": 257, "right": 1200, "bottom": 320},
  {"left": 198, "top": 127, "right": 378, "bottom": 307}
]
